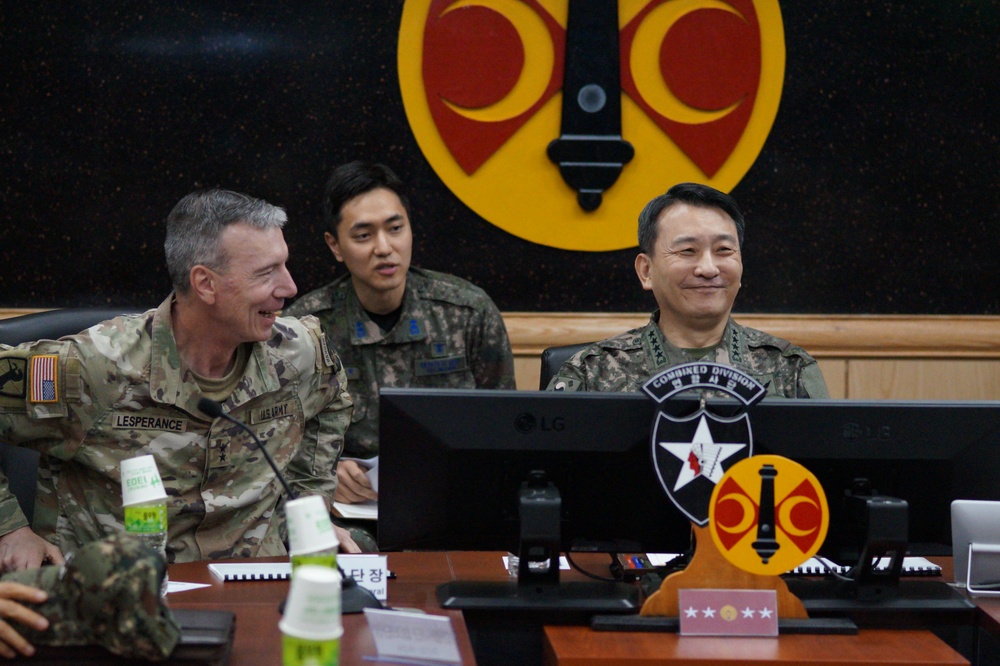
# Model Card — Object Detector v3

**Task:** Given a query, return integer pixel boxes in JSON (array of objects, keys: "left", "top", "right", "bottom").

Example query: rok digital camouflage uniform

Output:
[
  {"left": 286, "top": 267, "right": 514, "bottom": 552},
  {"left": 285, "top": 267, "right": 516, "bottom": 459},
  {"left": 547, "top": 312, "right": 829, "bottom": 398},
  {"left": 2, "top": 533, "right": 180, "bottom": 660},
  {"left": 0, "top": 295, "right": 352, "bottom": 561}
]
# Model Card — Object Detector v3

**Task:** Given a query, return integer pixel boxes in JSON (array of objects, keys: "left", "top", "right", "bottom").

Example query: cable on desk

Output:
[{"left": 564, "top": 550, "right": 620, "bottom": 583}]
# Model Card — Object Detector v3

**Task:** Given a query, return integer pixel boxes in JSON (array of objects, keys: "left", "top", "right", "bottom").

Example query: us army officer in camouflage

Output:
[
  {"left": 0, "top": 189, "right": 357, "bottom": 574},
  {"left": 548, "top": 183, "right": 828, "bottom": 397},
  {"left": 285, "top": 162, "right": 515, "bottom": 507}
]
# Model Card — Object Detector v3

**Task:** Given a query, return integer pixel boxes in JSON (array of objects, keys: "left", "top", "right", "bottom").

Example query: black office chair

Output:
[
  {"left": 538, "top": 342, "right": 592, "bottom": 390},
  {"left": 0, "top": 307, "right": 146, "bottom": 524}
]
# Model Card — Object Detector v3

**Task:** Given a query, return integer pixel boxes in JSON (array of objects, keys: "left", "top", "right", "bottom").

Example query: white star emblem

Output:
[
  {"left": 658, "top": 415, "right": 746, "bottom": 491},
  {"left": 742, "top": 607, "right": 755, "bottom": 618},
  {"left": 759, "top": 607, "right": 773, "bottom": 619},
  {"left": 702, "top": 607, "right": 716, "bottom": 618},
  {"left": 684, "top": 607, "right": 699, "bottom": 618}
]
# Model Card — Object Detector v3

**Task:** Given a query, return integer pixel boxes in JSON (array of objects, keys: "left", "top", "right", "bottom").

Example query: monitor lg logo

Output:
[
  {"left": 515, "top": 413, "right": 566, "bottom": 433},
  {"left": 842, "top": 423, "right": 893, "bottom": 444}
]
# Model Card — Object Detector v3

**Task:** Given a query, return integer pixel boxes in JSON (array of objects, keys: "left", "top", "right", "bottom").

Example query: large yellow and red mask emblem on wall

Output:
[{"left": 399, "top": 0, "right": 785, "bottom": 251}]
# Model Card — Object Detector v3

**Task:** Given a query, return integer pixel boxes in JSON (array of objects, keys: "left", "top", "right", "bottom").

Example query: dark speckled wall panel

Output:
[{"left": 1, "top": 2, "right": 997, "bottom": 313}]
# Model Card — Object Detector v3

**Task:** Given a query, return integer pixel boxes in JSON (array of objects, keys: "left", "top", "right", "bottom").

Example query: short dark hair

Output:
[
  {"left": 637, "top": 182, "right": 745, "bottom": 255},
  {"left": 323, "top": 161, "right": 411, "bottom": 238}
]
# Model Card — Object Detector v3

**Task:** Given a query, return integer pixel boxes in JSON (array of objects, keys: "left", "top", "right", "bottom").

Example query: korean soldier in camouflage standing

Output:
[
  {"left": 285, "top": 162, "right": 515, "bottom": 530},
  {"left": 0, "top": 189, "right": 359, "bottom": 582},
  {"left": 548, "top": 183, "right": 828, "bottom": 397}
]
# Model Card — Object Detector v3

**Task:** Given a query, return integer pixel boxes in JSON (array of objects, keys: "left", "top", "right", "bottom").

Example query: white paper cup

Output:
[
  {"left": 286, "top": 495, "right": 339, "bottom": 556},
  {"left": 120, "top": 455, "right": 168, "bottom": 507},
  {"left": 279, "top": 565, "right": 344, "bottom": 641}
]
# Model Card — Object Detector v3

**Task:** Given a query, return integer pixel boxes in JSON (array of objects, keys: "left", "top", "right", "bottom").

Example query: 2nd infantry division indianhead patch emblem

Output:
[
  {"left": 642, "top": 362, "right": 829, "bottom": 576},
  {"left": 650, "top": 402, "right": 751, "bottom": 527},
  {"left": 643, "top": 362, "right": 767, "bottom": 527}
]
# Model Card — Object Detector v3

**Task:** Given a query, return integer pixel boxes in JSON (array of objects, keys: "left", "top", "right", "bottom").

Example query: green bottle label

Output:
[
  {"left": 282, "top": 634, "right": 340, "bottom": 666},
  {"left": 291, "top": 551, "right": 338, "bottom": 571},
  {"left": 124, "top": 503, "right": 167, "bottom": 534}
]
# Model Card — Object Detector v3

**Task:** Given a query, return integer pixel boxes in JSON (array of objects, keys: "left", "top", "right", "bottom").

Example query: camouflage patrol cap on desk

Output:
[{"left": 1, "top": 532, "right": 181, "bottom": 661}]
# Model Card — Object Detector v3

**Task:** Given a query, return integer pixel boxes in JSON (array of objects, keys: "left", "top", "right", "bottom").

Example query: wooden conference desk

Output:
[
  {"left": 167, "top": 553, "right": 975, "bottom": 666},
  {"left": 543, "top": 626, "right": 968, "bottom": 666},
  {"left": 972, "top": 598, "right": 1000, "bottom": 666},
  {"left": 167, "top": 552, "right": 479, "bottom": 665},
  {"left": 544, "top": 556, "right": 974, "bottom": 666},
  {"left": 939, "top": 557, "right": 1000, "bottom": 666}
]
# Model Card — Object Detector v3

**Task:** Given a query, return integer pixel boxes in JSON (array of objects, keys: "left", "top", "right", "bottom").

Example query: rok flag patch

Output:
[{"left": 30, "top": 355, "right": 58, "bottom": 403}]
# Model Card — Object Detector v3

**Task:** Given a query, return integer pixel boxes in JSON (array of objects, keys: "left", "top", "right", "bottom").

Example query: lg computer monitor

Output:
[
  {"left": 378, "top": 389, "right": 1000, "bottom": 563},
  {"left": 378, "top": 388, "right": 678, "bottom": 554},
  {"left": 748, "top": 398, "right": 1000, "bottom": 559}
]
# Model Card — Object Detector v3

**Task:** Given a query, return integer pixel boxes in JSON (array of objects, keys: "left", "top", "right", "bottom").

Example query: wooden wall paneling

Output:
[
  {"left": 818, "top": 360, "right": 848, "bottom": 399},
  {"left": 846, "top": 360, "right": 1000, "bottom": 400},
  {"left": 512, "top": 356, "right": 850, "bottom": 397},
  {"left": 502, "top": 313, "right": 1000, "bottom": 359},
  {"left": 4, "top": 309, "right": 1000, "bottom": 400},
  {"left": 513, "top": 356, "right": 542, "bottom": 391},
  {"left": 500, "top": 313, "right": 1000, "bottom": 399}
]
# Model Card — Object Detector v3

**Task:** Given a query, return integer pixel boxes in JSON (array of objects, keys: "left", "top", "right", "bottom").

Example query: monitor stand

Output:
[
  {"left": 787, "top": 577, "right": 974, "bottom": 612},
  {"left": 791, "top": 491, "right": 974, "bottom": 624},
  {"left": 437, "top": 472, "right": 639, "bottom": 612}
]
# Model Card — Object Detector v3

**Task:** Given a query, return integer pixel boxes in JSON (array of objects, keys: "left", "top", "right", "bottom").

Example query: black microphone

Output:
[
  {"left": 197, "top": 397, "right": 297, "bottom": 500},
  {"left": 197, "top": 397, "right": 383, "bottom": 613},
  {"left": 198, "top": 398, "right": 385, "bottom": 613}
]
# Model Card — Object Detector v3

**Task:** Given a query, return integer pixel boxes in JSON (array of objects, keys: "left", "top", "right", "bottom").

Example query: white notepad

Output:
[
  {"left": 789, "top": 555, "right": 941, "bottom": 576},
  {"left": 332, "top": 500, "right": 378, "bottom": 520},
  {"left": 207, "top": 554, "right": 386, "bottom": 582},
  {"left": 208, "top": 562, "right": 292, "bottom": 581}
]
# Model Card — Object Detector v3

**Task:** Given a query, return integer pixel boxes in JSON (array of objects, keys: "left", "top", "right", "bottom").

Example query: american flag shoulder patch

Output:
[{"left": 29, "top": 355, "right": 59, "bottom": 403}]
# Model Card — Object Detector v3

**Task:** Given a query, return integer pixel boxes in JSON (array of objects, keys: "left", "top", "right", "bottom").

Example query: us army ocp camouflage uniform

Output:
[
  {"left": 2, "top": 532, "right": 180, "bottom": 660},
  {"left": 547, "top": 312, "right": 829, "bottom": 398},
  {"left": 0, "top": 295, "right": 352, "bottom": 561},
  {"left": 285, "top": 267, "right": 516, "bottom": 459}
]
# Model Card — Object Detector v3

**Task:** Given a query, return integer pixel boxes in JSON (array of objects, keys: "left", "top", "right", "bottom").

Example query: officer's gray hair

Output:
[{"left": 164, "top": 189, "right": 287, "bottom": 295}]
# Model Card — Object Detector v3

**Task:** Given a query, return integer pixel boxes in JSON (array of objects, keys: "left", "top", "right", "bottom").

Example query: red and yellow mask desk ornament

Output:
[{"left": 638, "top": 362, "right": 829, "bottom": 618}]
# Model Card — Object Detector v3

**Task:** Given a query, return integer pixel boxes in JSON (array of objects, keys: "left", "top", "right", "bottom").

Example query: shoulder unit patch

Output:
[{"left": 0, "top": 357, "right": 27, "bottom": 398}]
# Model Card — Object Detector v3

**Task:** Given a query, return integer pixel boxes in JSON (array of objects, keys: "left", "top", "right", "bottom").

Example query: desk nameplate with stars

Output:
[{"left": 678, "top": 588, "right": 778, "bottom": 637}]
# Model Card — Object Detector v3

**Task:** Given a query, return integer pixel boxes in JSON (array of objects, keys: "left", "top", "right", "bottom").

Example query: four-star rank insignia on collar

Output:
[{"left": 643, "top": 362, "right": 766, "bottom": 527}]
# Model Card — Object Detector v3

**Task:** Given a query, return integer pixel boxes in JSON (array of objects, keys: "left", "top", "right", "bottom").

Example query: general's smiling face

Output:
[
  {"left": 212, "top": 223, "right": 297, "bottom": 344},
  {"left": 325, "top": 187, "right": 413, "bottom": 313},
  {"left": 636, "top": 202, "right": 743, "bottom": 331}
]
